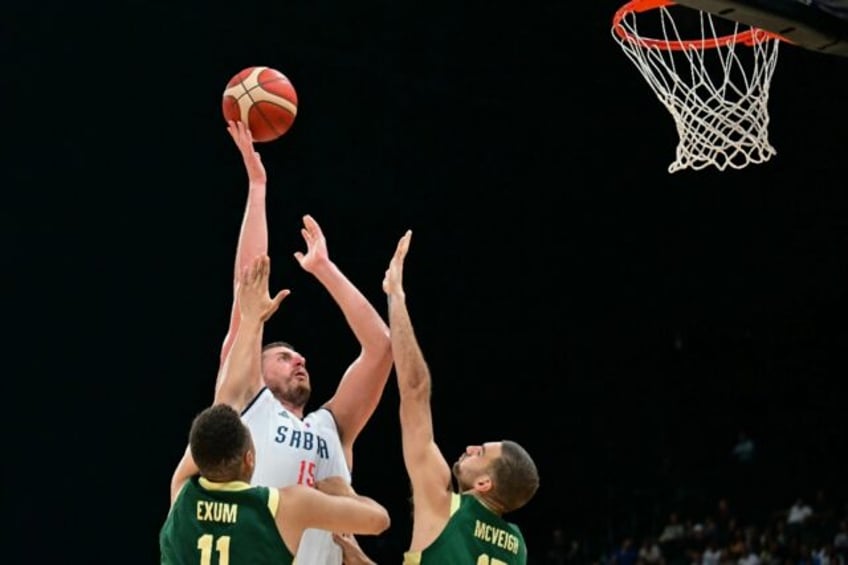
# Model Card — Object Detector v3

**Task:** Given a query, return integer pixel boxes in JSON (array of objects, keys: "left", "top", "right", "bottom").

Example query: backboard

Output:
[{"left": 673, "top": 0, "right": 848, "bottom": 56}]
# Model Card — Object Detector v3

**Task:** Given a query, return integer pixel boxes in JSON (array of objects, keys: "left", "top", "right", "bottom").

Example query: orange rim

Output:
[{"left": 612, "top": 0, "right": 783, "bottom": 50}]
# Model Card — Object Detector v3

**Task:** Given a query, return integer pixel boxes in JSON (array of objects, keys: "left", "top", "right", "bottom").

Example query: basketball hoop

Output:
[{"left": 612, "top": 0, "right": 784, "bottom": 173}]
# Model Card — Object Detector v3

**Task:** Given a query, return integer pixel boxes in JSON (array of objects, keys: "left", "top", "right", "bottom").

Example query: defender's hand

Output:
[
  {"left": 382, "top": 230, "right": 411, "bottom": 297},
  {"left": 237, "top": 254, "right": 290, "bottom": 322},
  {"left": 333, "top": 533, "right": 377, "bottom": 565},
  {"left": 293, "top": 214, "right": 331, "bottom": 274}
]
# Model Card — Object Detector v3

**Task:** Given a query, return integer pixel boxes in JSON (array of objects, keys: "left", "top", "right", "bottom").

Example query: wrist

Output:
[
  {"left": 239, "top": 313, "right": 265, "bottom": 328},
  {"left": 307, "top": 258, "right": 336, "bottom": 279}
]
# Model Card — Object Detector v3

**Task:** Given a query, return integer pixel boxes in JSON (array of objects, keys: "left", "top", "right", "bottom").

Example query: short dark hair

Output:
[
  {"left": 262, "top": 341, "right": 296, "bottom": 353},
  {"left": 489, "top": 440, "right": 540, "bottom": 513},
  {"left": 189, "top": 404, "right": 251, "bottom": 477}
]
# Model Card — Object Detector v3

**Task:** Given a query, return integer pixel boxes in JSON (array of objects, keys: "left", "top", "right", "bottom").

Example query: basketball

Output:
[{"left": 222, "top": 66, "right": 298, "bottom": 142}]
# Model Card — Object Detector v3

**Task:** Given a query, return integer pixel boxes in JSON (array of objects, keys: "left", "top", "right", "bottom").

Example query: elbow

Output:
[
  {"left": 373, "top": 319, "right": 391, "bottom": 353},
  {"left": 374, "top": 334, "right": 392, "bottom": 366},
  {"left": 360, "top": 331, "right": 392, "bottom": 369},
  {"left": 400, "top": 372, "right": 430, "bottom": 399},
  {"left": 353, "top": 507, "right": 390, "bottom": 536},
  {"left": 370, "top": 508, "right": 391, "bottom": 535}
]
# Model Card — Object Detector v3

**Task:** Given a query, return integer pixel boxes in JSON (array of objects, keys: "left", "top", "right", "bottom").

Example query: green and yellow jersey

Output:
[
  {"left": 160, "top": 476, "right": 292, "bottom": 565},
  {"left": 403, "top": 493, "right": 528, "bottom": 565}
]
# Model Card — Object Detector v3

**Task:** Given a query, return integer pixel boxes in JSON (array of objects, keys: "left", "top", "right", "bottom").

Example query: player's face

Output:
[
  {"left": 452, "top": 441, "right": 503, "bottom": 491},
  {"left": 261, "top": 345, "right": 311, "bottom": 408}
]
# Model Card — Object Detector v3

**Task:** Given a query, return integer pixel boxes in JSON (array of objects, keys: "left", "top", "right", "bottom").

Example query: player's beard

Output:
[
  {"left": 276, "top": 381, "right": 311, "bottom": 408},
  {"left": 451, "top": 460, "right": 470, "bottom": 491}
]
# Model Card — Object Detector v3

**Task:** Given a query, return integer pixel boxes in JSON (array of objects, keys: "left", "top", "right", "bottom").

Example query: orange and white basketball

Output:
[{"left": 222, "top": 66, "right": 298, "bottom": 142}]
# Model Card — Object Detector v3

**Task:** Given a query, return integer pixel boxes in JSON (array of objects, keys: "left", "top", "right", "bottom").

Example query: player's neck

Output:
[
  {"left": 472, "top": 492, "right": 505, "bottom": 516},
  {"left": 278, "top": 398, "right": 306, "bottom": 419},
  {"left": 202, "top": 472, "right": 247, "bottom": 485}
]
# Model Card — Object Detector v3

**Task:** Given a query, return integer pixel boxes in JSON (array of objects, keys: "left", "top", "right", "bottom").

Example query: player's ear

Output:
[
  {"left": 474, "top": 474, "right": 493, "bottom": 493},
  {"left": 245, "top": 448, "right": 256, "bottom": 473}
]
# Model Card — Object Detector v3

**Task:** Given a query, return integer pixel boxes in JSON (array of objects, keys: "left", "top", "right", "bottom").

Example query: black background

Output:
[{"left": 6, "top": 1, "right": 847, "bottom": 563}]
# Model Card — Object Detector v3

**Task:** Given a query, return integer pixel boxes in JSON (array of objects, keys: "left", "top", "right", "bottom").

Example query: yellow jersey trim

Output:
[
  {"left": 450, "top": 492, "right": 461, "bottom": 514},
  {"left": 198, "top": 477, "right": 253, "bottom": 491},
  {"left": 268, "top": 485, "right": 279, "bottom": 516},
  {"left": 402, "top": 493, "right": 463, "bottom": 564}
]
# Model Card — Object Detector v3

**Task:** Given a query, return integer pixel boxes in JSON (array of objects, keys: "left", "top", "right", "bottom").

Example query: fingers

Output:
[
  {"left": 234, "top": 120, "right": 246, "bottom": 139},
  {"left": 395, "top": 229, "right": 412, "bottom": 260},
  {"left": 300, "top": 227, "right": 312, "bottom": 245},
  {"left": 240, "top": 259, "right": 259, "bottom": 285},
  {"left": 227, "top": 120, "right": 243, "bottom": 141},
  {"left": 252, "top": 254, "right": 267, "bottom": 284},
  {"left": 300, "top": 217, "right": 322, "bottom": 244},
  {"left": 239, "top": 121, "right": 254, "bottom": 144},
  {"left": 382, "top": 230, "right": 412, "bottom": 296},
  {"left": 270, "top": 289, "right": 291, "bottom": 310},
  {"left": 260, "top": 254, "right": 271, "bottom": 279},
  {"left": 332, "top": 532, "right": 351, "bottom": 550},
  {"left": 302, "top": 214, "right": 324, "bottom": 238},
  {"left": 390, "top": 230, "right": 412, "bottom": 269},
  {"left": 262, "top": 288, "right": 290, "bottom": 321},
  {"left": 226, "top": 120, "right": 255, "bottom": 149},
  {"left": 332, "top": 532, "right": 355, "bottom": 545},
  {"left": 240, "top": 255, "right": 270, "bottom": 286},
  {"left": 238, "top": 265, "right": 250, "bottom": 286}
]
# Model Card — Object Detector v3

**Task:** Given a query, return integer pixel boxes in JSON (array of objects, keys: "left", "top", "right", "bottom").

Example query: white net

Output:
[{"left": 612, "top": 2, "right": 781, "bottom": 173}]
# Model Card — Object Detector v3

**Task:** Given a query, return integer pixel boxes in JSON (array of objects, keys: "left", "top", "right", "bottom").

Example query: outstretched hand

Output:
[
  {"left": 237, "top": 255, "right": 290, "bottom": 322},
  {"left": 382, "top": 230, "right": 411, "bottom": 297},
  {"left": 226, "top": 120, "right": 266, "bottom": 185},
  {"left": 332, "top": 533, "right": 377, "bottom": 565},
  {"left": 293, "top": 214, "right": 330, "bottom": 274}
]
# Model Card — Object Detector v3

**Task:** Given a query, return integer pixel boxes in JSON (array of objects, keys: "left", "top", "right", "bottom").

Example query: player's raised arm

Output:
[
  {"left": 294, "top": 214, "right": 393, "bottom": 467},
  {"left": 216, "top": 254, "right": 289, "bottom": 411},
  {"left": 382, "top": 231, "right": 453, "bottom": 515},
  {"left": 172, "top": 254, "right": 288, "bottom": 501},
  {"left": 168, "top": 446, "right": 198, "bottom": 506},
  {"left": 216, "top": 120, "right": 270, "bottom": 392}
]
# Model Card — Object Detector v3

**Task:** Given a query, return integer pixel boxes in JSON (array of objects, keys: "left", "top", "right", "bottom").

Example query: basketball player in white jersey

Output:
[{"left": 214, "top": 121, "right": 393, "bottom": 564}]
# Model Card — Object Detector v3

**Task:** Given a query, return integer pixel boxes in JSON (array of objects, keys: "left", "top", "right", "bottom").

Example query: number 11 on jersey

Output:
[{"left": 198, "top": 534, "right": 230, "bottom": 565}]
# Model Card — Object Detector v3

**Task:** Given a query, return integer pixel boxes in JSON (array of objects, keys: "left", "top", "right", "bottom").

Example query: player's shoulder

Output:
[
  {"left": 240, "top": 387, "right": 273, "bottom": 417},
  {"left": 304, "top": 406, "right": 339, "bottom": 431},
  {"left": 276, "top": 483, "right": 315, "bottom": 509}
]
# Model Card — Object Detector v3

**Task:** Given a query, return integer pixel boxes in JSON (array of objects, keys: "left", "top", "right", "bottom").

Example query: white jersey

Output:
[{"left": 241, "top": 387, "right": 351, "bottom": 565}]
